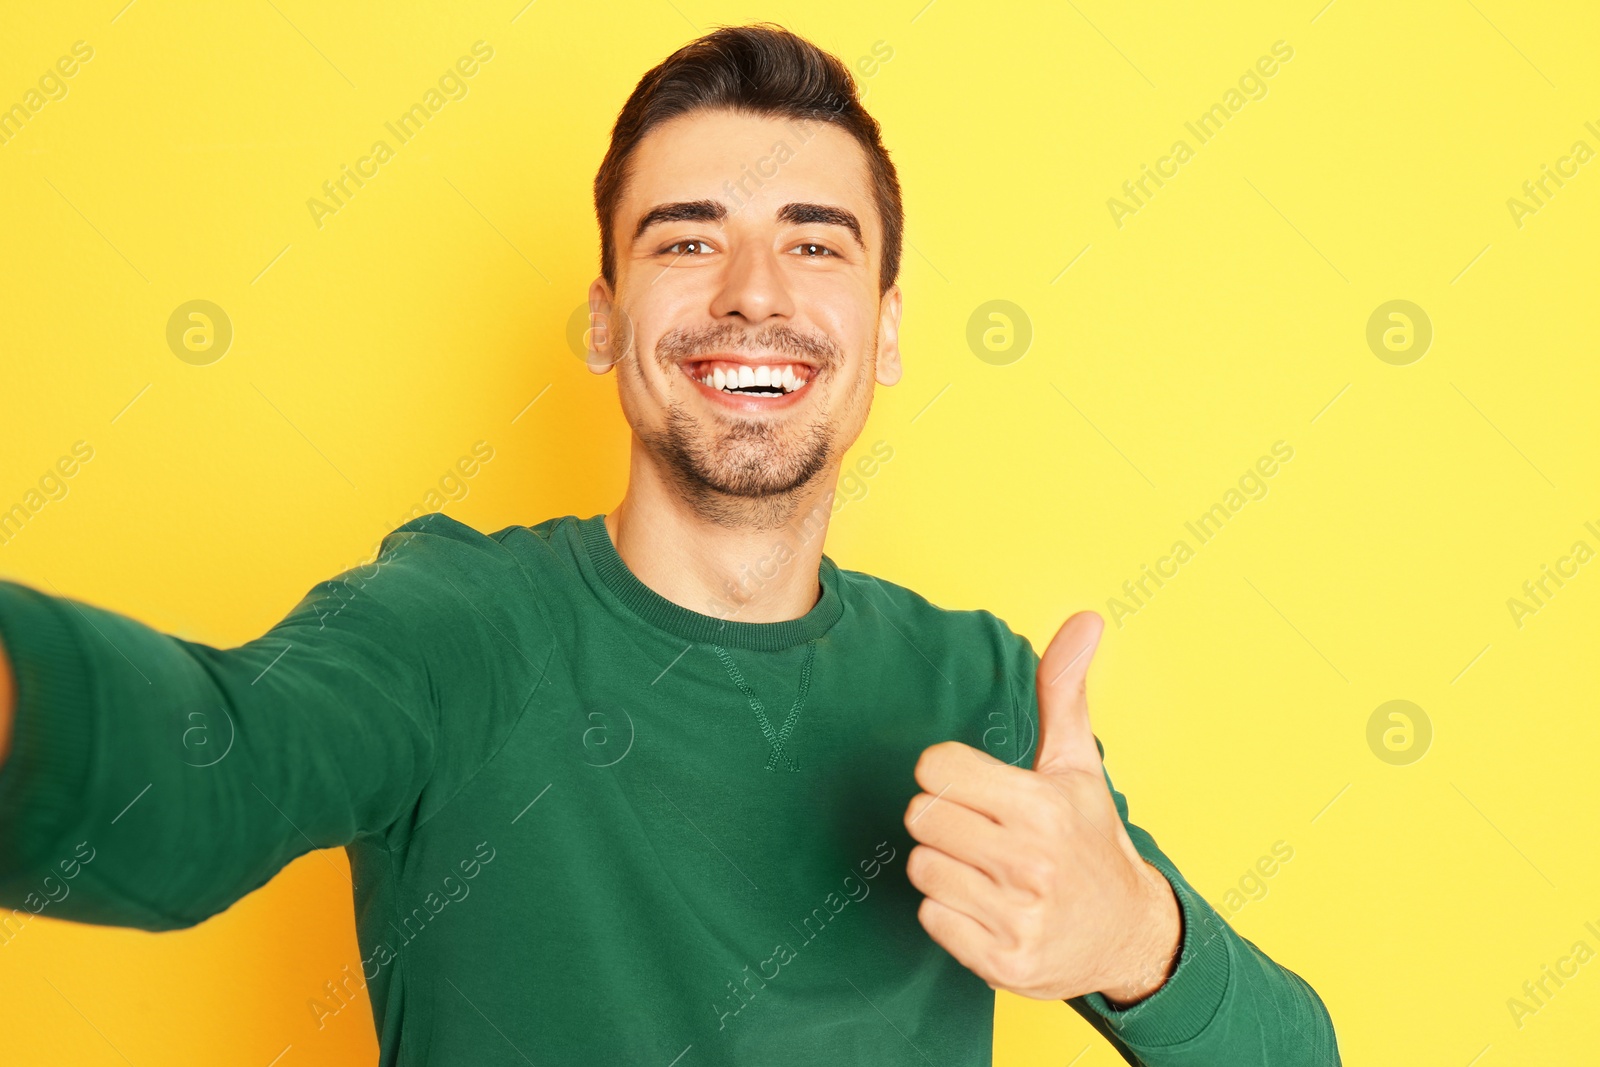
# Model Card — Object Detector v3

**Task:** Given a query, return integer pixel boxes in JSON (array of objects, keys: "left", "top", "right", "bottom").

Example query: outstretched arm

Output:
[{"left": 0, "top": 513, "right": 548, "bottom": 932}]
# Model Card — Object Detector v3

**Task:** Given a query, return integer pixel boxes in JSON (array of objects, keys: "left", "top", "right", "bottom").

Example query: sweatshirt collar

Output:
[{"left": 577, "top": 514, "right": 842, "bottom": 651}]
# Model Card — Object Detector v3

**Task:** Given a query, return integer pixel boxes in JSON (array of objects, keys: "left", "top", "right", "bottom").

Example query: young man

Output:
[{"left": 0, "top": 24, "right": 1338, "bottom": 1067}]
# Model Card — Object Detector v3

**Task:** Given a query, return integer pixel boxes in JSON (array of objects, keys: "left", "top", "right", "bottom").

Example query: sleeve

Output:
[
  {"left": 996, "top": 625, "right": 1342, "bottom": 1066},
  {"left": 0, "top": 512, "right": 551, "bottom": 932}
]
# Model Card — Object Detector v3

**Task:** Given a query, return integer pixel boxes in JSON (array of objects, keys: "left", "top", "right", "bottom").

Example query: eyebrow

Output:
[
  {"left": 632, "top": 199, "right": 725, "bottom": 244},
  {"left": 778, "top": 202, "right": 864, "bottom": 251},
  {"left": 632, "top": 200, "right": 866, "bottom": 252}
]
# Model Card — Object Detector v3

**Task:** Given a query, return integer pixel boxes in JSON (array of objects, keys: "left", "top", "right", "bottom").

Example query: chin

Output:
[
  {"left": 673, "top": 419, "right": 832, "bottom": 497},
  {"left": 693, "top": 441, "right": 823, "bottom": 498}
]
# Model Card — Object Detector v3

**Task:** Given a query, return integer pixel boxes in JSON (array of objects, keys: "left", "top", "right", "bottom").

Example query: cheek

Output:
[
  {"left": 610, "top": 359, "right": 656, "bottom": 425},
  {"left": 626, "top": 357, "right": 667, "bottom": 404},
  {"left": 797, "top": 277, "right": 869, "bottom": 336},
  {"left": 797, "top": 296, "right": 875, "bottom": 381}
]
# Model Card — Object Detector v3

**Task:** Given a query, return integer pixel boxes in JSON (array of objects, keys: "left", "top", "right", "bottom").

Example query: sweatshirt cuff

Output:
[
  {"left": 1077, "top": 859, "right": 1232, "bottom": 1046},
  {"left": 0, "top": 581, "right": 98, "bottom": 877}
]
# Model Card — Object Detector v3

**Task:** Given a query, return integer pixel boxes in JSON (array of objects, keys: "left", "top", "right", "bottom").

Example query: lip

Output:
[
  {"left": 680, "top": 352, "right": 819, "bottom": 371},
  {"left": 678, "top": 358, "right": 816, "bottom": 413}
]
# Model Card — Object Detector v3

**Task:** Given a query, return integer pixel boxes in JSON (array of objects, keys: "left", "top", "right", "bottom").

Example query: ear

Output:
[
  {"left": 874, "top": 283, "right": 902, "bottom": 387},
  {"left": 585, "top": 277, "right": 626, "bottom": 374}
]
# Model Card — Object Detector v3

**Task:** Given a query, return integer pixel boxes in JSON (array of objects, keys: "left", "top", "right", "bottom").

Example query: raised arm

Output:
[
  {"left": 0, "top": 513, "right": 549, "bottom": 931},
  {"left": 1005, "top": 627, "right": 1342, "bottom": 1064},
  {"left": 1065, "top": 760, "right": 1340, "bottom": 1064}
]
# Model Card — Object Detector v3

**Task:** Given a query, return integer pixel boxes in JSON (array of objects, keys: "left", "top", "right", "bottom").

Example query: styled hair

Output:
[{"left": 593, "top": 23, "right": 903, "bottom": 295}]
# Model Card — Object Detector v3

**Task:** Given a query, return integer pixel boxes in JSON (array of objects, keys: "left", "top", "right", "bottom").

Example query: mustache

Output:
[{"left": 654, "top": 322, "right": 840, "bottom": 368}]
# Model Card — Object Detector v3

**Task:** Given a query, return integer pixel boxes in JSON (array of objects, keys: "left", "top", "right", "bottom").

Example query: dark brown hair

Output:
[{"left": 593, "top": 23, "right": 903, "bottom": 295}]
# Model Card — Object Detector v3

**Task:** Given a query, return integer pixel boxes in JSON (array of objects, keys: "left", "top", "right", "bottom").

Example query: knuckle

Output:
[
  {"left": 1007, "top": 875, "right": 1044, "bottom": 906},
  {"left": 1030, "top": 797, "right": 1069, "bottom": 837},
  {"left": 1011, "top": 903, "right": 1046, "bottom": 946},
  {"left": 1009, "top": 851, "right": 1054, "bottom": 892},
  {"left": 1020, "top": 773, "right": 1059, "bottom": 810},
  {"left": 989, "top": 947, "right": 1031, "bottom": 988}
]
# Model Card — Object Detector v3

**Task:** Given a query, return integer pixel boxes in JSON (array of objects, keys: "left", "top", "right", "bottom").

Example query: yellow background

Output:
[{"left": 2, "top": 1, "right": 1597, "bottom": 1063}]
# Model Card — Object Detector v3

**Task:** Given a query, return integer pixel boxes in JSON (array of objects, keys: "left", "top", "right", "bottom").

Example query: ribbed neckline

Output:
[{"left": 576, "top": 513, "right": 842, "bottom": 651}]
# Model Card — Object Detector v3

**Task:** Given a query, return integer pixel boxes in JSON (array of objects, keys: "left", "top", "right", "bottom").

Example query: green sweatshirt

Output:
[{"left": 0, "top": 512, "right": 1339, "bottom": 1065}]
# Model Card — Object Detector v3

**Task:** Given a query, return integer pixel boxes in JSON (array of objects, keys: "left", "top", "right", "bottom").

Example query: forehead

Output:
[{"left": 622, "top": 107, "right": 878, "bottom": 237}]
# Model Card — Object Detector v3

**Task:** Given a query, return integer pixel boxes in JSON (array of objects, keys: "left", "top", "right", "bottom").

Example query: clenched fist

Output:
[{"left": 904, "top": 611, "right": 1182, "bottom": 1006}]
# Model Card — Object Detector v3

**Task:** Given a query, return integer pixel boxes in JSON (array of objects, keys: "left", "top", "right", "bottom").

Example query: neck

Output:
[{"left": 605, "top": 450, "right": 842, "bottom": 625}]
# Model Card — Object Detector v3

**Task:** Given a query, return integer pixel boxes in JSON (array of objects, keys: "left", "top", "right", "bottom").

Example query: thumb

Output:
[{"left": 1032, "top": 610, "right": 1105, "bottom": 776}]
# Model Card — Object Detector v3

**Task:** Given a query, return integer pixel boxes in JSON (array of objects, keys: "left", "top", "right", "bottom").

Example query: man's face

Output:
[{"left": 589, "top": 107, "right": 901, "bottom": 526}]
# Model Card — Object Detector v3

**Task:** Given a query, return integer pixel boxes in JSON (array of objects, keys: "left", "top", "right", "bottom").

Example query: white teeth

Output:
[{"left": 692, "top": 362, "right": 812, "bottom": 395}]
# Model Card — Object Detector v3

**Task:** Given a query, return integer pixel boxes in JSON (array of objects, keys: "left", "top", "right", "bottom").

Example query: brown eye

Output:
[
  {"left": 663, "top": 239, "right": 714, "bottom": 256},
  {"left": 790, "top": 242, "right": 837, "bottom": 257}
]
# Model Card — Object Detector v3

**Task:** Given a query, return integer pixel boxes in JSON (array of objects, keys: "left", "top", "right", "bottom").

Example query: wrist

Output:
[{"left": 1098, "top": 862, "right": 1182, "bottom": 1007}]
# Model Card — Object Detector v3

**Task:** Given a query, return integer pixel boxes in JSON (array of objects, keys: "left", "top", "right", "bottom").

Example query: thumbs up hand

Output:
[{"left": 903, "top": 611, "right": 1182, "bottom": 1005}]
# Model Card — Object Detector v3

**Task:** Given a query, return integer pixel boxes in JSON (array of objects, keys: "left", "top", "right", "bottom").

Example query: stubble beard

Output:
[{"left": 634, "top": 319, "right": 872, "bottom": 532}]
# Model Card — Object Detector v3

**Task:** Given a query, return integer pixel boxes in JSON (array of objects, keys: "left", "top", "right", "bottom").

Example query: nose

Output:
[{"left": 708, "top": 240, "right": 796, "bottom": 326}]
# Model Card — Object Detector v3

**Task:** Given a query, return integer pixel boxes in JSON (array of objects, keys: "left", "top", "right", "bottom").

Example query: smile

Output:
[{"left": 679, "top": 358, "right": 815, "bottom": 401}]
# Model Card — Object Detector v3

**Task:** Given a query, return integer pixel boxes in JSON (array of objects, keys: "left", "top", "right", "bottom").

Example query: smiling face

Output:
[{"left": 589, "top": 107, "right": 902, "bottom": 529}]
